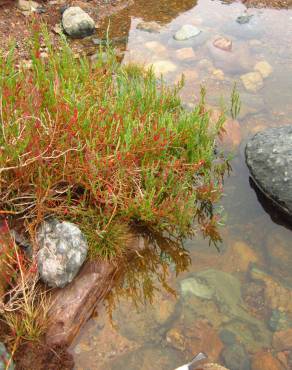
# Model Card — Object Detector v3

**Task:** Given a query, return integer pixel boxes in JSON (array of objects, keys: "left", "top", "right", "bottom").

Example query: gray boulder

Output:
[
  {"left": 37, "top": 219, "right": 88, "bottom": 288},
  {"left": 0, "top": 342, "right": 14, "bottom": 370},
  {"left": 245, "top": 126, "right": 292, "bottom": 216},
  {"left": 62, "top": 7, "right": 95, "bottom": 38}
]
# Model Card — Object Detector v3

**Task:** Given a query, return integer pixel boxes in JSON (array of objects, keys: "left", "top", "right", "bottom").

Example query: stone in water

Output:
[
  {"left": 240, "top": 71, "right": 263, "bottom": 92},
  {"left": 174, "top": 25, "right": 201, "bottom": 41},
  {"left": 254, "top": 61, "right": 273, "bottom": 79},
  {"left": 245, "top": 126, "right": 292, "bottom": 217},
  {"left": 213, "top": 37, "right": 232, "bottom": 52}
]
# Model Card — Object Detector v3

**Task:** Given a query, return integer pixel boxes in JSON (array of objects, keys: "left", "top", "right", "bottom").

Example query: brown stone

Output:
[
  {"left": 273, "top": 328, "right": 292, "bottom": 351},
  {"left": 213, "top": 37, "right": 232, "bottom": 52},
  {"left": 251, "top": 351, "right": 284, "bottom": 370},
  {"left": 184, "top": 320, "right": 224, "bottom": 362}
]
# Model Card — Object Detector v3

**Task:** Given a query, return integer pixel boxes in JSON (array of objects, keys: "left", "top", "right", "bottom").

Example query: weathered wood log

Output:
[{"left": 45, "top": 235, "right": 145, "bottom": 345}]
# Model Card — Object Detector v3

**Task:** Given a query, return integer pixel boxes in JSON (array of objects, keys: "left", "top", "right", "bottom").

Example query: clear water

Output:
[{"left": 71, "top": 1, "right": 292, "bottom": 369}]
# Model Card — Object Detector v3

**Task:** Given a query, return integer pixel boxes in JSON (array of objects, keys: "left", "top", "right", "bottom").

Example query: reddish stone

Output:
[
  {"left": 213, "top": 37, "right": 232, "bottom": 52},
  {"left": 273, "top": 328, "right": 292, "bottom": 351},
  {"left": 251, "top": 351, "right": 284, "bottom": 370},
  {"left": 184, "top": 320, "right": 224, "bottom": 362}
]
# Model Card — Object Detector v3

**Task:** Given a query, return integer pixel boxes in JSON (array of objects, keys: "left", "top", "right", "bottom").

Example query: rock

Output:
[
  {"left": 269, "top": 309, "right": 292, "bottom": 332},
  {"left": 208, "top": 41, "right": 252, "bottom": 74},
  {"left": 136, "top": 21, "right": 162, "bottom": 33},
  {"left": 251, "top": 351, "right": 284, "bottom": 370},
  {"left": 110, "top": 345, "right": 185, "bottom": 370},
  {"left": 229, "top": 241, "right": 258, "bottom": 271},
  {"left": 240, "top": 71, "right": 263, "bottom": 92},
  {"left": 147, "top": 60, "right": 177, "bottom": 76},
  {"left": 62, "top": 7, "right": 95, "bottom": 38},
  {"left": 265, "top": 230, "right": 292, "bottom": 286},
  {"left": 273, "top": 328, "right": 292, "bottom": 351},
  {"left": 180, "top": 269, "right": 271, "bottom": 351},
  {"left": 112, "top": 291, "right": 177, "bottom": 344},
  {"left": 144, "top": 41, "right": 166, "bottom": 53},
  {"left": 0, "top": 342, "right": 14, "bottom": 370},
  {"left": 212, "top": 69, "right": 224, "bottom": 80},
  {"left": 17, "top": 0, "right": 40, "bottom": 11},
  {"left": 175, "top": 47, "right": 196, "bottom": 60},
  {"left": 249, "top": 266, "right": 292, "bottom": 314},
  {"left": 242, "top": 281, "right": 267, "bottom": 319},
  {"left": 174, "top": 24, "right": 201, "bottom": 41},
  {"left": 180, "top": 277, "right": 214, "bottom": 299},
  {"left": 46, "top": 259, "right": 115, "bottom": 345},
  {"left": 166, "top": 327, "right": 186, "bottom": 351},
  {"left": 236, "top": 15, "right": 253, "bottom": 24},
  {"left": 254, "top": 61, "right": 273, "bottom": 79},
  {"left": 219, "top": 329, "right": 237, "bottom": 345},
  {"left": 186, "top": 320, "right": 224, "bottom": 362},
  {"left": 221, "top": 343, "right": 250, "bottom": 370},
  {"left": 37, "top": 219, "right": 88, "bottom": 288},
  {"left": 213, "top": 37, "right": 232, "bottom": 52},
  {"left": 245, "top": 126, "right": 292, "bottom": 217}
]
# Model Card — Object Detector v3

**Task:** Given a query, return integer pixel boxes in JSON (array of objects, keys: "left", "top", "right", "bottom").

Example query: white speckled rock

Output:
[
  {"left": 245, "top": 126, "right": 292, "bottom": 217},
  {"left": 37, "top": 219, "right": 88, "bottom": 288},
  {"left": 174, "top": 25, "right": 201, "bottom": 41},
  {"left": 62, "top": 7, "right": 95, "bottom": 38}
]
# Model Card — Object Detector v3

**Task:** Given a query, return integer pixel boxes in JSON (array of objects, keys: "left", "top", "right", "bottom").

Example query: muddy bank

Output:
[
  {"left": 0, "top": 0, "right": 132, "bottom": 59},
  {"left": 227, "top": 0, "right": 292, "bottom": 8}
]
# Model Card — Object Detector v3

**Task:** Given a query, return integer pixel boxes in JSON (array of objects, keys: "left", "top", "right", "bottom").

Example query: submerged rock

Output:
[
  {"left": 137, "top": 21, "right": 162, "bottom": 33},
  {"left": 180, "top": 269, "right": 272, "bottom": 351},
  {"left": 272, "top": 328, "right": 292, "bottom": 351},
  {"left": 175, "top": 47, "right": 196, "bottom": 60},
  {"left": 174, "top": 25, "right": 201, "bottom": 41},
  {"left": 213, "top": 37, "right": 232, "bottom": 52},
  {"left": 221, "top": 343, "right": 250, "bottom": 370},
  {"left": 245, "top": 126, "right": 292, "bottom": 217},
  {"left": 251, "top": 351, "right": 283, "bottom": 370},
  {"left": 240, "top": 71, "right": 263, "bottom": 92},
  {"left": 112, "top": 292, "right": 177, "bottom": 343},
  {"left": 62, "top": 7, "right": 95, "bottom": 38},
  {"left": 208, "top": 41, "right": 252, "bottom": 74},
  {"left": 147, "top": 60, "right": 177, "bottom": 76},
  {"left": 110, "top": 345, "right": 185, "bottom": 370},
  {"left": 254, "top": 61, "right": 273, "bottom": 79},
  {"left": 236, "top": 15, "right": 253, "bottom": 24},
  {"left": 0, "top": 342, "right": 14, "bottom": 370},
  {"left": 269, "top": 309, "right": 292, "bottom": 332},
  {"left": 37, "top": 218, "right": 88, "bottom": 288}
]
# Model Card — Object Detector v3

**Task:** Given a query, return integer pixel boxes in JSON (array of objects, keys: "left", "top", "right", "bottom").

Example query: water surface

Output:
[{"left": 72, "top": 1, "right": 292, "bottom": 368}]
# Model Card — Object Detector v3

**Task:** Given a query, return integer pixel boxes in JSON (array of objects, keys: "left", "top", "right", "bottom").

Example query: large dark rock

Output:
[{"left": 245, "top": 126, "right": 292, "bottom": 217}]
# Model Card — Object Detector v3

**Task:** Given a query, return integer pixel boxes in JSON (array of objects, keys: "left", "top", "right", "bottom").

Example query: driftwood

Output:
[{"left": 45, "top": 235, "right": 145, "bottom": 345}]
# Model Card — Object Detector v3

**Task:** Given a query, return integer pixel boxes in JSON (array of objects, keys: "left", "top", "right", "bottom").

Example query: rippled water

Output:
[{"left": 71, "top": 1, "right": 292, "bottom": 369}]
